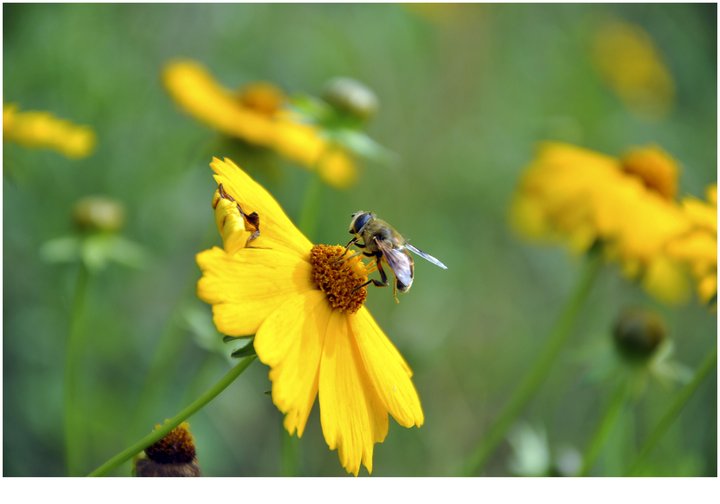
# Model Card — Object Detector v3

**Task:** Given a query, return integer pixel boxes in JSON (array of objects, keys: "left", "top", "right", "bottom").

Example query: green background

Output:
[{"left": 3, "top": 3, "right": 716, "bottom": 476}]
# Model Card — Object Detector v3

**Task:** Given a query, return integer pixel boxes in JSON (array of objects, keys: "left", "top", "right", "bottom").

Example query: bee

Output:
[{"left": 345, "top": 211, "right": 447, "bottom": 300}]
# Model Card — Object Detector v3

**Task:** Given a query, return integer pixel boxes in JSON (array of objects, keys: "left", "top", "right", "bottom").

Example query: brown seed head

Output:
[{"left": 144, "top": 421, "right": 197, "bottom": 464}]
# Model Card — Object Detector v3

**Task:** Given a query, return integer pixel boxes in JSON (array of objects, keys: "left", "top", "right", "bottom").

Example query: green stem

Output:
[
  {"left": 297, "top": 173, "right": 323, "bottom": 241},
  {"left": 579, "top": 379, "right": 629, "bottom": 476},
  {"left": 463, "top": 253, "right": 602, "bottom": 476},
  {"left": 64, "top": 263, "right": 90, "bottom": 476},
  {"left": 626, "top": 346, "right": 717, "bottom": 476},
  {"left": 280, "top": 424, "right": 299, "bottom": 476},
  {"left": 89, "top": 356, "right": 256, "bottom": 477},
  {"left": 130, "top": 218, "right": 220, "bottom": 435}
]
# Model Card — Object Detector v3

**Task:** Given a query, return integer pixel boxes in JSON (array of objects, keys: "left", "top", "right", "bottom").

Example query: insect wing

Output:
[
  {"left": 405, "top": 243, "right": 448, "bottom": 269},
  {"left": 375, "top": 237, "right": 414, "bottom": 290}
]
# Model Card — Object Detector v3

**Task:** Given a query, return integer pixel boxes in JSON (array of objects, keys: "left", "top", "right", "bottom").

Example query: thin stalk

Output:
[
  {"left": 579, "top": 380, "right": 629, "bottom": 476},
  {"left": 463, "top": 253, "right": 602, "bottom": 476},
  {"left": 89, "top": 356, "right": 256, "bottom": 477},
  {"left": 626, "top": 347, "right": 717, "bottom": 476},
  {"left": 297, "top": 145, "right": 336, "bottom": 241},
  {"left": 64, "top": 263, "right": 90, "bottom": 476},
  {"left": 297, "top": 173, "right": 323, "bottom": 241},
  {"left": 280, "top": 425, "right": 299, "bottom": 476},
  {"left": 130, "top": 218, "right": 220, "bottom": 435}
]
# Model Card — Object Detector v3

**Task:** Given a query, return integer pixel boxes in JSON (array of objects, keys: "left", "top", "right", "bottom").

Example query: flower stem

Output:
[
  {"left": 88, "top": 356, "right": 256, "bottom": 477},
  {"left": 626, "top": 346, "right": 717, "bottom": 476},
  {"left": 297, "top": 173, "right": 323, "bottom": 241},
  {"left": 578, "top": 379, "right": 629, "bottom": 476},
  {"left": 64, "top": 263, "right": 90, "bottom": 476},
  {"left": 281, "top": 425, "right": 299, "bottom": 476},
  {"left": 463, "top": 253, "right": 602, "bottom": 475},
  {"left": 130, "top": 219, "right": 220, "bottom": 436}
]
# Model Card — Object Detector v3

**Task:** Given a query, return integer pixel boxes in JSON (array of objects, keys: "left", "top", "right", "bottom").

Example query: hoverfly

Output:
[{"left": 344, "top": 211, "right": 447, "bottom": 300}]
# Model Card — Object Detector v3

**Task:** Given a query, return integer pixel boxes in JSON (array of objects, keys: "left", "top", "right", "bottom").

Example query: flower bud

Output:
[
  {"left": 134, "top": 421, "right": 201, "bottom": 477},
  {"left": 72, "top": 196, "right": 125, "bottom": 233},
  {"left": 613, "top": 308, "right": 666, "bottom": 362},
  {"left": 322, "top": 77, "right": 378, "bottom": 122}
]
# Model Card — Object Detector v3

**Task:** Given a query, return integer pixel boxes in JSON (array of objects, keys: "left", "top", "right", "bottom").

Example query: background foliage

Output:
[{"left": 3, "top": 3, "right": 716, "bottom": 476}]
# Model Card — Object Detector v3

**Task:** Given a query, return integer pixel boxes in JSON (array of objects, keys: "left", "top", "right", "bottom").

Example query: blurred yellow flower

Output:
[
  {"left": 511, "top": 142, "right": 692, "bottom": 304},
  {"left": 593, "top": 19, "right": 675, "bottom": 119},
  {"left": 162, "top": 60, "right": 356, "bottom": 188},
  {"left": 197, "top": 157, "right": 423, "bottom": 476},
  {"left": 667, "top": 185, "right": 717, "bottom": 305},
  {"left": 3, "top": 103, "right": 95, "bottom": 158}
]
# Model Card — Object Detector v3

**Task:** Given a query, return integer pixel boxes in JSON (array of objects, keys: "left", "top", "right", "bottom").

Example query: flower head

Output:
[
  {"left": 196, "top": 157, "right": 423, "bottom": 475},
  {"left": 162, "top": 60, "right": 356, "bottom": 188},
  {"left": 592, "top": 19, "right": 675, "bottom": 119},
  {"left": 3, "top": 103, "right": 95, "bottom": 158},
  {"left": 511, "top": 142, "right": 692, "bottom": 304},
  {"left": 135, "top": 422, "right": 201, "bottom": 477},
  {"left": 667, "top": 184, "right": 717, "bottom": 305}
]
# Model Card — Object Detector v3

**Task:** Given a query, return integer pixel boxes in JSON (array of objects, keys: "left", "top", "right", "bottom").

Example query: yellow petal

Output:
[
  {"left": 3, "top": 103, "right": 95, "bottom": 158},
  {"left": 210, "top": 157, "right": 313, "bottom": 257},
  {"left": 196, "top": 246, "right": 313, "bottom": 336},
  {"left": 162, "top": 60, "right": 277, "bottom": 145},
  {"left": 254, "top": 290, "right": 330, "bottom": 437},
  {"left": 351, "top": 307, "right": 424, "bottom": 428},
  {"left": 642, "top": 256, "right": 690, "bottom": 305},
  {"left": 273, "top": 118, "right": 358, "bottom": 189},
  {"left": 212, "top": 190, "right": 252, "bottom": 255},
  {"left": 319, "top": 311, "right": 388, "bottom": 476}
]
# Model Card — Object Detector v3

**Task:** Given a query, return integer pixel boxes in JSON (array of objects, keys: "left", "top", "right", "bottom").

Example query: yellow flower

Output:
[
  {"left": 162, "top": 60, "right": 356, "bottom": 188},
  {"left": 3, "top": 103, "right": 95, "bottom": 158},
  {"left": 196, "top": 157, "right": 423, "bottom": 475},
  {"left": 511, "top": 142, "right": 691, "bottom": 304},
  {"left": 667, "top": 184, "right": 717, "bottom": 304},
  {"left": 593, "top": 19, "right": 675, "bottom": 119}
]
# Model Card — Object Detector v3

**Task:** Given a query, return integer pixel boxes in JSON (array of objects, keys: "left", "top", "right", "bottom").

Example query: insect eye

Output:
[{"left": 353, "top": 212, "right": 371, "bottom": 233}]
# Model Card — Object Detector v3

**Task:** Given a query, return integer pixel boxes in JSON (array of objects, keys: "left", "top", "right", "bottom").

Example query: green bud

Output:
[
  {"left": 73, "top": 196, "right": 125, "bottom": 233},
  {"left": 613, "top": 308, "right": 666, "bottom": 363},
  {"left": 322, "top": 77, "right": 378, "bottom": 122}
]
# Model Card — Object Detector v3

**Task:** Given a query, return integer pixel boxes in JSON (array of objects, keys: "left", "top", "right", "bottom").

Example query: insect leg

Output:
[
  {"left": 342, "top": 237, "right": 359, "bottom": 256},
  {"left": 353, "top": 256, "right": 389, "bottom": 292}
]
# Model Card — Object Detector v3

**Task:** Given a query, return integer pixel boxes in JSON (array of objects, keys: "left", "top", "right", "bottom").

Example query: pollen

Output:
[
  {"left": 310, "top": 244, "right": 369, "bottom": 314},
  {"left": 144, "top": 421, "right": 197, "bottom": 464}
]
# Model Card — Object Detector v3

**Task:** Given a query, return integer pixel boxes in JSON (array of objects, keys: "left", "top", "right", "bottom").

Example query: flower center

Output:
[
  {"left": 310, "top": 244, "right": 369, "bottom": 314},
  {"left": 237, "top": 82, "right": 285, "bottom": 117},
  {"left": 620, "top": 146, "right": 678, "bottom": 200}
]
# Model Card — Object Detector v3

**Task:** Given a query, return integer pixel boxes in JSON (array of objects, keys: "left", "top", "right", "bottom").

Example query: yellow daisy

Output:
[
  {"left": 196, "top": 157, "right": 423, "bottom": 475},
  {"left": 667, "top": 184, "right": 717, "bottom": 304},
  {"left": 511, "top": 142, "right": 691, "bottom": 304},
  {"left": 3, "top": 103, "right": 95, "bottom": 159},
  {"left": 592, "top": 19, "right": 675, "bottom": 119},
  {"left": 162, "top": 60, "right": 356, "bottom": 188}
]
